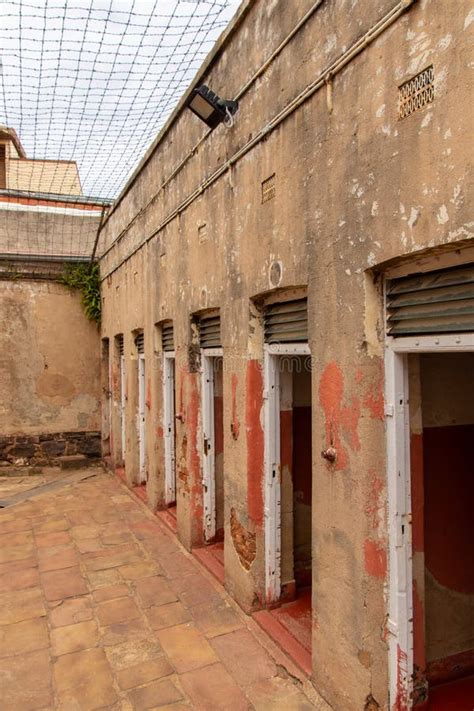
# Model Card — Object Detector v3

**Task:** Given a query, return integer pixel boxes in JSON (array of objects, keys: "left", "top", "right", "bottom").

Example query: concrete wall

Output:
[
  {"left": 0, "top": 278, "right": 101, "bottom": 463},
  {"left": 0, "top": 200, "right": 103, "bottom": 258},
  {"left": 98, "top": 1, "right": 474, "bottom": 708}
]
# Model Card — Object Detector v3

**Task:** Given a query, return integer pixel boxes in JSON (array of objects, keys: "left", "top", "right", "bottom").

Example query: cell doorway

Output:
[
  {"left": 201, "top": 351, "right": 224, "bottom": 545},
  {"left": 409, "top": 352, "right": 474, "bottom": 708},
  {"left": 263, "top": 345, "right": 313, "bottom": 663}
]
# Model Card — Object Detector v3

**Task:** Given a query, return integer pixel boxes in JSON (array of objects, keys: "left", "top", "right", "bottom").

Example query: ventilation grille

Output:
[
  {"left": 135, "top": 332, "right": 144, "bottom": 353},
  {"left": 162, "top": 323, "right": 174, "bottom": 352},
  {"left": 198, "top": 223, "right": 207, "bottom": 243},
  {"left": 386, "top": 263, "right": 474, "bottom": 336},
  {"left": 199, "top": 314, "right": 221, "bottom": 349},
  {"left": 398, "top": 65, "right": 434, "bottom": 120},
  {"left": 117, "top": 334, "right": 124, "bottom": 356},
  {"left": 261, "top": 174, "right": 276, "bottom": 204},
  {"left": 264, "top": 298, "right": 308, "bottom": 343}
]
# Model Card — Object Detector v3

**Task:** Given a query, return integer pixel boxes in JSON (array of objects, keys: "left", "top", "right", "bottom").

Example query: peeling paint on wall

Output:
[{"left": 230, "top": 507, "right": 256, "bottom": 571}]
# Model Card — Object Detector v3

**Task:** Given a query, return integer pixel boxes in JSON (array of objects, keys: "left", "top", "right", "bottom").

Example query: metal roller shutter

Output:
[
  {"left": 199, "top": 314, "right": 221, "bottom": 349},
  {"left": 162, "top": 323, "right": 174, "bottom": 352},
  {"left": 135, "top": 332, "right": 144, "bottom": 353},
  {"left": 264, "top": 298, "right": 308, "bottom": 343},
  {"left": 386, "top": 263, "right": 474, "bottom": 336}
]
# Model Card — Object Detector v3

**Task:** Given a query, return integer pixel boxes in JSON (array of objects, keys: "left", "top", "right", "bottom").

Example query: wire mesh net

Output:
[{"left": 0, "top": 0, "right": 239, "bottom": 268}]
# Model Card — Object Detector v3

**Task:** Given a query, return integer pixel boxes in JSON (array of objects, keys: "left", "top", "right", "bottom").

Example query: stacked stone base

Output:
[{"left": 0, "top": 431, "right": 101, "bottom": 467}]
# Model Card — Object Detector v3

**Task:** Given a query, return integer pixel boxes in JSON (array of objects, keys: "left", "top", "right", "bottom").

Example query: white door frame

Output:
[
  {"left": 120, "top": 354, "right": 126, "bottom": 462},
  {"left": 385, "top": 332, "right": 474, "bottom": 710},
  {"left": 163, "top": 351, "right": 176, "bottom": 504},
  {"left": 138, "top": 353, "right": 146, "bottom": 483},
  {"left": 263, "top": 343, "right": 310, "bottom": 604},
  {"left": 201, "top": 347, "right": 223, "bottom": 542}
]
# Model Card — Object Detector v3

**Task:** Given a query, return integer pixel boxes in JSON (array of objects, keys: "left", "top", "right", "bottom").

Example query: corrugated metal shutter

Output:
[
  {"left": 386, "top": 263, "right": 474, "bottom": 336},
  {"left": 162, "top": 323, "right": 174, "bottom": 352},
  {"left": 200, "top": 314, "right": 221, "bottom": 349},
  {"left": 117, "top": 334, "right": 124, "bottom": 355},
  {"left": 135, "top": 332, "right": 144, "bottom": 353},
  {"left": 264, "top": 298, "right": 308, "bottom": 343}
]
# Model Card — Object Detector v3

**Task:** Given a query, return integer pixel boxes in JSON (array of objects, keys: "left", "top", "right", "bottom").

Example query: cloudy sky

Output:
[{"left": 0, "top": 0, "right": 240, "bottom": 199}]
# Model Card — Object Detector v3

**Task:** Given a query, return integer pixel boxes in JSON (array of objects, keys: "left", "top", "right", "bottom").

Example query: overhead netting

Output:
[{"left": 0, "top": 0, "right": 239, "bottom": 266}]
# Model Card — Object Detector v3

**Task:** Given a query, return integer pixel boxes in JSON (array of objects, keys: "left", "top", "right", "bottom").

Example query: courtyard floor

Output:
[{"left": 0, "top": 468, "right": 328, "bottom": 711}]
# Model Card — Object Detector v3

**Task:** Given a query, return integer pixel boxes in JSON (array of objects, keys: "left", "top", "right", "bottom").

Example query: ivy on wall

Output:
[{"left": 61, "top": 262, "right": 101, "bottom": 325}]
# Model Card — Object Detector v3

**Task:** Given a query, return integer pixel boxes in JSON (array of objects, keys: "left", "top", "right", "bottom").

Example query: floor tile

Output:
[
  {"left": 41, "top": 566, "right": 88, "bottom": 601},
  {"left": 117, "top": 657, "right": 173, "bottom": 690},
  {"left": 210, "top": 628, "right": 278, "bottom": 685},
  {"left": 96, "top": 596, "right": 141, "bottom": 626},
  {"left": 146, "top": 601, "right": 191, "bottom": 631},
  {"left": 1, "top": 649, "right": 52, "bottom": 711},
  {"left": 54, "top": 647, "right": 117, "bottom": 710},
  {"left": 104, "top": 636, "right": 164, "bottom": 671},
  {"left": 49, "top": 596, "right": 94, "bottom": 627},
  {"left": 0, "top": 587, "right": 46, "bottom": 624},
  {"left": 38, "top": 546, "right": 79, "bottom": 572},
  {"left": 127, "top": 679, "right": 183, "bottom": 709},
  {"left": 0, "top": 617, "right": 50, "bottom": 656},
  {"left": 35, "top": 531, "right": 71, "bottom": 548},
  {"left": 156, "top": 622, "right": 219, "bottom": 673},
  {"left": 0, "top": 565, "right": 40, "bottom": 593},
  {"left": 135, "top": 575, "right": 178, "bottom": 608},
  {"left": 119, "top": 561, "right": 162, "bottom": 580},
  {"left": 191, "top": 600, "right": 244, "bottom": 638},
  {"left": 93, "top": 582, "right": 129, "bottom": 602},
  {"left": 180, "top": 662, "right": 250, "bottom": 710},
  {"left": 0, "top": 471, "right": 319, "bottom": 711},
  {"left": 51, "top": 619, "right": 99, "bottom": 655}
]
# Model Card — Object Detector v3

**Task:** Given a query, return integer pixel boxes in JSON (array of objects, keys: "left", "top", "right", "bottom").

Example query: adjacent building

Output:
[
  {"left": 0, "top": 126, "right": 109, "bottom": 467},
  {"left": 98, "top": 1, "right": 473, "bottom": 709}
]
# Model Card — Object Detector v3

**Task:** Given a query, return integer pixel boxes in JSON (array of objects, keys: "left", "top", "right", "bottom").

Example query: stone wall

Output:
[{"left": 0, "top": 431, "right": 101, "bottom": 467}]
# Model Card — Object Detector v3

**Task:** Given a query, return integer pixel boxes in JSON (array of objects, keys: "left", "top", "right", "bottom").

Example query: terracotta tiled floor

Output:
[{"left": 0, "top": 470, "right": 328, "bottom": 711}]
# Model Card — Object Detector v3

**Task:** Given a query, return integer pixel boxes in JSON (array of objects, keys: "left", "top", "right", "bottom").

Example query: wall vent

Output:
[
  {"left": 198, "top": 223, "right": 208, "bottom": 243},
  {"left": 117, "top": 334, "right": 124, "bottom": 356},
  {"left": 199, "top": 313, "right": 221, "bottom": 349},
  {"left": 162, "top": 323, "right": 174, "bottom": 352},
  {"left": 398, "top": 65, "right": 434, "bottom": 120},
  {"left": 261, "top": 174, "right": 276, "bottom": 204},
  {"left": 386, "top": 263, "right": 474, "bottom": 336},
  {"left": 135, "top": 332, "right": 144, "bottom": 353},
  {"left": 264, "top": 298, "right": 308, "bottom": 343}
]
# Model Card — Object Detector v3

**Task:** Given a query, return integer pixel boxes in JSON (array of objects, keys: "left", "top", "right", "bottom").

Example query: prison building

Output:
[{"left": 97, "top": 1, "right": 474, "bottom": 709}]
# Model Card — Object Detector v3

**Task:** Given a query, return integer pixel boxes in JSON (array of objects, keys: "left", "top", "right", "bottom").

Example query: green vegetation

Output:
[{"left": 61, "top": 262, "right": 101, "bottom": 325}]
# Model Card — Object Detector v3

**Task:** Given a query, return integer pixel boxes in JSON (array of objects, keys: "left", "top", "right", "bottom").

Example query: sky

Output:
[{"left": 0, "top": 0, "right": 241, "bottom": 199}]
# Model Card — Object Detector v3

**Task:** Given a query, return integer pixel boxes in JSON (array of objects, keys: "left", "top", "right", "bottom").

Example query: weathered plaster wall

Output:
[
  {"left": 0, "top": 205, "right": 103, "bottom": 258},
  {"left": 0, "top": 280, "right": 101, "bottom": 440},
  {"left": 98, "top": 0, "right": 474, "bottom": 708}
]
